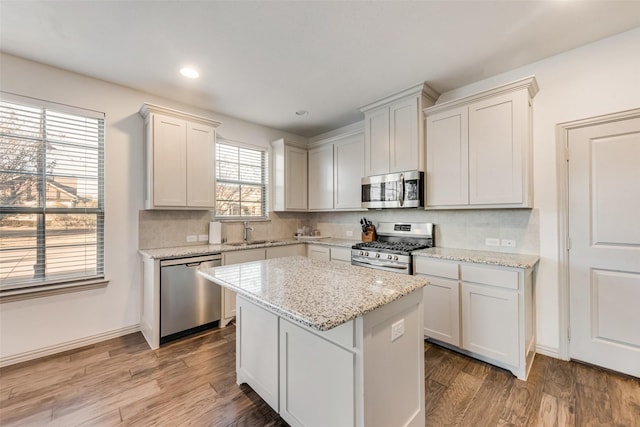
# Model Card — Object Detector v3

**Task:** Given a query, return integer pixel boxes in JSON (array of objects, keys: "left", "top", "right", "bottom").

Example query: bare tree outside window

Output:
[{"left": 215, "top": 140, "right": 267, "bottom": 218}]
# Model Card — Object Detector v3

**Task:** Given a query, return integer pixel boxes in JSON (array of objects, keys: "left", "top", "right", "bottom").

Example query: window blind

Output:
[
  {"left": 215, "top": 139, "right": 267, "bottom": 218},
  {"left": 0, "top": 92, "right": 105, "bottom": 291}
]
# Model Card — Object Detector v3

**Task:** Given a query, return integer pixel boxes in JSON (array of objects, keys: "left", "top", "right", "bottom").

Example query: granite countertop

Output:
[
  {"left": 139, "top": 237, "right": 359, "bottom": 259},
  {"left": 198, "top": 256, "right": 428, "bottom": 331},
  {"left": 412, "top": 247, "right": 539, "bottom": 269}
]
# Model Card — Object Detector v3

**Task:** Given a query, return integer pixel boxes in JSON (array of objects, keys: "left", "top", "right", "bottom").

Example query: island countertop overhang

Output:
[{"left": 198, "top": 256, "right": 428, "bottom": 331}]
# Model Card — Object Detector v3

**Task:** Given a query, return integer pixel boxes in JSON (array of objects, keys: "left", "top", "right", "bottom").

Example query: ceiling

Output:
[{"left": 1, "top": 1, "right": 639, "bottom": 137}]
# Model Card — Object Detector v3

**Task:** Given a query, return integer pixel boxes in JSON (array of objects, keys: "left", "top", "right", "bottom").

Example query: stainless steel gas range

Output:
[{"left": 351, "top": 222, "right": 434, "bottom": 274}]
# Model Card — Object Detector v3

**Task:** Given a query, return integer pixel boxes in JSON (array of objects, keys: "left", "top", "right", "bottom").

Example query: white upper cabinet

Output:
[
  {"left": 308, "top": 143, "right": 334, "bottom": 210},
  {"left": 308, "top": 127, "right": 365, "bottom": 211},
  {"left": 139, "top": 103, "right": 220, "bottom": 210},
  {"left": 424, "top": 76, "right": 538, "bottom": 209},
  {"left": 361, "top": 83, "right": 439, "bottom": 176},
  {"left": 272, "top": 138, "right": 308, "bottom": 211}
]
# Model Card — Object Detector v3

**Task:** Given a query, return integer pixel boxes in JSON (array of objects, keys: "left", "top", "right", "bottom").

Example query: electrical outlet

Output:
[
  {"left": 346, "top": 230, "right": 353, "bottom": 237},
  {"left": 501, "top": 239, "right": 516, "bottom": 248},
  {"left": 186, "top": 235, "right": 197, "bottom": 242},
  {"left": 198, "top": 234, "right": 208, "bottom": 242},
  {"left": 391, "top": 319, "right": 405, "bottom": 342},
  {"left": 485, "top": 238, "right": 500, "bottom": 246}
]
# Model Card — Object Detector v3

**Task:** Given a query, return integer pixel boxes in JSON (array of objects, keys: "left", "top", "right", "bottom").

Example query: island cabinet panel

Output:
[
  {"left": 279, "top": 319, "right": 356, "bottom": 427},
  {"left": 237, "top": 297, "right": 280, "bottom": 412},
  {"left": 266, "top": 244, "right": 306, "bottom": 259}
]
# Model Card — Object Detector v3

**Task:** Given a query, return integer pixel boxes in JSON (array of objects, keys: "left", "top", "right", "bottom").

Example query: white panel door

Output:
[
  {"left": 426, "top": 106, "right": 469, "bottom": 206},
  {"left": 389, "top": 96, "right": 419, "bottom": 173},
  {"left": 185, "top": 122, "right": 215, "bottom": 208},
  {"left": 568, "top": 115, "right": 640, "bottom": 377},
  {"left": 334, "top": 133, "right": 365, "bottom": 209},
  {"left": 307, "top": 144, "right": 334, "bottom": 210},
  {"left": 152, "top": 114, "right": 186, "bottom": 206},
  {"left": 422, "top": 276, "right": 461, "bottom": 346}
]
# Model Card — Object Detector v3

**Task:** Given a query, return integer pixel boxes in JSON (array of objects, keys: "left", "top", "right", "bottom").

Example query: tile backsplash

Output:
[{"left": 139, "top": 208, "right": 539, "bottom": 254}]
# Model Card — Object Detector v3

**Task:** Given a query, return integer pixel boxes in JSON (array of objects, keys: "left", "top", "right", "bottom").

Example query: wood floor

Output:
[{"left": 1, "top": 325, "right": 638, "bottom": 426}]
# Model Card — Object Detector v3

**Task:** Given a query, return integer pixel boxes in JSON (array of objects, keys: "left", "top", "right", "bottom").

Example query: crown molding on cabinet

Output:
[
  {"left": 360, "top": 82, "right": 440, "bottom": 113},
  {"left": 308, "top": 120, "right": 364, "bottom": 148},
  {"left": 424, "top": 76, "right": 539, "bottom": 115},
  {"left": 139, "top": 102, "right": 221, "bottom": 128}
]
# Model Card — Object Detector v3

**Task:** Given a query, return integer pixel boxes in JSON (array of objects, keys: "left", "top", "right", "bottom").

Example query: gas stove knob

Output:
[
  {"left": 375, "top": 253, "right": 380, "bottom": 258},
  {"left": 394, "top": 255, "right": 399, "bottom": 261},
  {"left": 364, "top": 252, "right": 369, "bottom": 257},
  {"left": 359, "top": 251, "right": 364, "bottom": 256},
  {"left": 387, "top": 254, "right": 393, "bottom": 260}
]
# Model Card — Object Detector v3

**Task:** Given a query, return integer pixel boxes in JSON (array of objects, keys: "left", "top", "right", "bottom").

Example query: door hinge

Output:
[
  {"left": 568, "top": 328, "right": 571, "bottom": 342},
  {"left": 565, "top": 146, "right": 570, "bottom": 162},
  {"left": 567, "top": 236, "right": 571, "bottom": 251}
]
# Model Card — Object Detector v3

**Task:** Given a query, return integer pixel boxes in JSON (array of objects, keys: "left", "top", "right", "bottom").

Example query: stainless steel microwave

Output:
[{"left": 361, "top": 171, "right": 424, "bottom": 209}]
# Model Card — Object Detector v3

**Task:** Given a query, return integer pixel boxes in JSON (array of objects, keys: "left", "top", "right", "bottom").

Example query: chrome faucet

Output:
[{"left": 243, "top": 221, "right": 254, "bottom": 242}]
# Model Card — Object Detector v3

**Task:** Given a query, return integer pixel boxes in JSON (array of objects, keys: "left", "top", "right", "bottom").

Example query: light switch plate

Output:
[
  {"left": 186, "top": 235, "right": 197, "bottom": 242},
  {"left": 485, "top": 238, "right": 500, "bottom": 246},
  {"left": 391, "top": 319, "right": 405, "bottom": 342},
  {"left": 501, "top": 239, "right": 516, "bottom": 247}
]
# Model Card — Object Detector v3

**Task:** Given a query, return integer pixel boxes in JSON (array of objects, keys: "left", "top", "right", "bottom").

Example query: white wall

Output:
[
  {"left": 0, "top": 53, "right": 305, "bottom": 362},
  {"left": 437, "top": 27, "right": 640, "bottom": 354}
]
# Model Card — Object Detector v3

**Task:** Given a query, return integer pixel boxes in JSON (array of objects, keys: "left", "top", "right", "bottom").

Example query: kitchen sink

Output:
[{"left": 225, "top": 240, "right": 276, "bottom": 247}]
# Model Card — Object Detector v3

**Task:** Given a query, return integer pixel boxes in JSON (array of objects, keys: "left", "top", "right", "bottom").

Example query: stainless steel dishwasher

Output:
[{"left": 160, "top": 254, "right": 222, "bottom": 343}]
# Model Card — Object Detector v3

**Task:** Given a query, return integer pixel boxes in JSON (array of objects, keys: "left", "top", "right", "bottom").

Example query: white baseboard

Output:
[
  {"left": 0, "top": 324, "right": 140, "bottom": 368},
  {"left": 536, "top": 343, "right": 560, "bottom": 359}
]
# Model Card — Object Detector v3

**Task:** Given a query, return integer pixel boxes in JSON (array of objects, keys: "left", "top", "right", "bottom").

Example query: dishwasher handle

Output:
[{"left": 160, "top": 254, "right": 222, "bottom": 267}]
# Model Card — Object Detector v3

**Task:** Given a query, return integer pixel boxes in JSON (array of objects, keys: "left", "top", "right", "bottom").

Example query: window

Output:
[
  {"left": 0, "top": 93, "right": 105, "bottom": 293},
  {"left": 215, "top": 139, "right": 267, "bottom": 218}
]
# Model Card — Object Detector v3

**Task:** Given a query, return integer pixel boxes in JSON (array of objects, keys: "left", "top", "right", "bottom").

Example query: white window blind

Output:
[
  {"left": 215, "top": 139, "right": 267, "bottom": 218},
  {"left": 0, "top": 93, "right": 105, "bottom": 292}
]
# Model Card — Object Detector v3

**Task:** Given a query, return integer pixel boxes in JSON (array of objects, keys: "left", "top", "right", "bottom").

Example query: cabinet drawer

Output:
[
  {"left": 414, "top": 257, "right": 459, "bottom": 279},
  {"left": 461, "top": 264, "right": 519, "bottom": 290}
]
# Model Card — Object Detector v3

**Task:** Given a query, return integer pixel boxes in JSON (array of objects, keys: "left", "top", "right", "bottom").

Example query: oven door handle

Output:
[
  {"left": 352, "top": 257, "right": 409, "bottom": 271},
  {"left": 399, "top": 173, "right": 405, "bottom": 207}
]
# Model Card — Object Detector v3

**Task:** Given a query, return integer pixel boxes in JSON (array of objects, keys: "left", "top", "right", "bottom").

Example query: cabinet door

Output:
[
  {"left": 222, "top": 248, "right": 267, "bottom": 319},
  {"left": 468, "top": 90, "right": 527, "bottom": 205},
  {"left": 334, "top": 133, "right": 365, "bottom": 210},
  {"left": 308, "top": 144, "right": 334, "bottom": 210},
  {"left": 364, "top": 107, "right": 390, "bottom": 176},
  {"left": 426, "top": 106, "right": 469, "bottom": 206},
  {"left": 279, "top": 319, "right": 355, "bottom": 427},
  {"left": 186, "top": 122, "right": 215, "bottom": 208},
  {"left": 329, "top": 246, "right": 351, "bottom": 263},
  {"left": 285, "top": 145, "right": 308, "bottom": 210},
  {"left": 461, "top": 282, "right": 519, "bottom": 366},
  {"left": 266, "top": 244, "right": 306, "bottom": 259},
  {"left": 237, "top": 297, "right": 279, "bottom": 411},
  {"left": 152, "top": 114, "right": 187, "bottom": 206},
  {"left": 422, "top": 276, "right": 461, "bottom": 346},
  {"left": 306, "top": 244, "right": 330, "bottom": 261},
  {"left": 389, "top": 96, "right": 420, "bottom": 173}
]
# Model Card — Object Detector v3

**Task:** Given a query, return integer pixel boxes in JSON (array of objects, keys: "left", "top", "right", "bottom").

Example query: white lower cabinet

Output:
[
  {"left": 279, "top": 319, "right": 355, "bottom": 427},
  {"left": 235, "top": 290, "right": 425, "bottom": 427},
  {"left": 236, "top": 296, "right": 279, "bottom": 411},
  {"left": 306, "top": 244, "right": 330, "bottom": 261},
  {"left": 461, "top": 282, "right": 519, "bottom": 366},
  {"left": 415, "top": 256, "right": 535, "bottom": 380}
]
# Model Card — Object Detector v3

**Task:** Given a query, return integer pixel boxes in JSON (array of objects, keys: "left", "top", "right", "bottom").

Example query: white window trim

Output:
[{"left": 214, "top": 137, "right": 269, "bottom": 221}]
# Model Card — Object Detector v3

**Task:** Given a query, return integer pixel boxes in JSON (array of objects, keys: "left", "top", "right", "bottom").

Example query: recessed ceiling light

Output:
[
  {"left": 180, "top": 67, "right": 199, "bottom": 79},
  {"left": 295, "top": 110, "right": 309, "bottom": 116}
]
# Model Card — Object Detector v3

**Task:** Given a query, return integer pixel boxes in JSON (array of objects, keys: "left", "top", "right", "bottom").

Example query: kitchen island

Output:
[{"left": 198, "top": 256, "right": 428, "bottom": 427}]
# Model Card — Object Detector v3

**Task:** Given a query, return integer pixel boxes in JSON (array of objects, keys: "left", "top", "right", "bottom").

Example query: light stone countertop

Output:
[
  {"left": 198, "top": 256, "right": 428, "bottom": 331},
  {"left": 138, "top": 237, "right": 360, "bottom": 260},
  {"left": 412, "top": 247, "right": 540, "bottom": 269}
]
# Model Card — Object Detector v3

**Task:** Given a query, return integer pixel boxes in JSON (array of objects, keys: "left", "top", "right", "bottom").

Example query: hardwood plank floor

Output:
[{"left": 1, "top": 326, "right": 638, "bottom": 426}]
